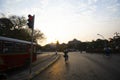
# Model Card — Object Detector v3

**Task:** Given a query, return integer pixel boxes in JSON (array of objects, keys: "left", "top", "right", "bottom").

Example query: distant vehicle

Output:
[{"left": 0, "top": 36, "right": 37, "bottom": 72}]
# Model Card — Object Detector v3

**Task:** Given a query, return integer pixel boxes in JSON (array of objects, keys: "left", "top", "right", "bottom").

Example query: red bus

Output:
[{"left": 0, "top": 36, "right": 37, "bottom": 72}]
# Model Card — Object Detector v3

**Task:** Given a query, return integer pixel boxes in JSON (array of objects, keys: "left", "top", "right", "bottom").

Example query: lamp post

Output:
[
  {"left": 97, "top": 34, "right": 112, "bottom": 56},
  {"left": 97, "top": 34, "right": 105, "bottom": 40},
  {"left": 97, "top": 34, "right": 107, "bottom": 51},
  {"left": 97, "top": 34, "right": 106, "bottom": 45}
]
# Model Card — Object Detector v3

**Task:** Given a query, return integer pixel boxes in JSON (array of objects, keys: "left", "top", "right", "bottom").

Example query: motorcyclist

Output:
[{"left": 63, "top": 49, "right": 69, "bottom": 61}]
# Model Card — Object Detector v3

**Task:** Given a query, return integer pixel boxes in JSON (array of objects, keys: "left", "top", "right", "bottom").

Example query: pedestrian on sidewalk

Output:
[{"left": 55, "top": 51, "right": 57, "bottom": 55}]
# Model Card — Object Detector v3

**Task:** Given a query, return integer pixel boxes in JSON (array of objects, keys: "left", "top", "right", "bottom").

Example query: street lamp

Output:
[
  {"left": 97, "top": 34, "right": 107, "bottom": 50},
  {"left": 97, "top": 34, "right": 105, "bottom": 40}
]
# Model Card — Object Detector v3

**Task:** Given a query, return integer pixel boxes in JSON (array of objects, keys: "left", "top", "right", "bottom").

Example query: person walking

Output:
[{"left": 55, "top": 51, "right": 57, "bottom": 55}]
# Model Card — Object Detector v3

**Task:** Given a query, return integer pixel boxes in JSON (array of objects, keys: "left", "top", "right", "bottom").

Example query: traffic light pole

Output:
[{"left": 29, "top": 15, "right": 35, "bottom": 79}]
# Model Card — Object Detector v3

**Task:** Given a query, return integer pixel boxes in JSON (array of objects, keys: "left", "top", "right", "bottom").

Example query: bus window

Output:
[
  {"left": 14, "top": 43, "right": 27, "bottom": 53},
  {"left": 19, "top": 44, "right": 27, "bottom": 53},
  {"left": 14, "top": 43, "right": 21, "bottom": 52},
  {"left": 3, "top": 42, "right": 14, "bottom": 53}
]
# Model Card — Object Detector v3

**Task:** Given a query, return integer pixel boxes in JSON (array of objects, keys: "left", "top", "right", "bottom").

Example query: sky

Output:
[{"left": 0, "top": 0, "right": 120, "bottom": 45}]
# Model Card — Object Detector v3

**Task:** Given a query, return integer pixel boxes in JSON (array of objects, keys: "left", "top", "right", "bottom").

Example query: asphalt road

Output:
[{"left": 32, "top": 52, "right": 120, "bottom": 80}]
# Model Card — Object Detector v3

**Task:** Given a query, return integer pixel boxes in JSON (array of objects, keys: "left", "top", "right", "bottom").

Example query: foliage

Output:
[
  {"left": 42, "top": 34, "right": 120, "bottom": 53},
  {"left": 9, "top": 15, "right": 27, "bottom": 29},
  {"left": 0, "top": 18, "right": 14, "bottom": 36},
  {"left": 0, "top": 14, "right": 45, "bottom": 44},
  {"left": 33, "top": 30, "right": 45, "bottom": 42}
]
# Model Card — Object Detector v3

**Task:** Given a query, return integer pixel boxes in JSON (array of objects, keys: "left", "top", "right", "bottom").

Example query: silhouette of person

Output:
[
  {"left": 55, "top": 51, "right": 57, "bottom": 55},
  {"left": 63, "top": 49, "right": 69, "bottom": 62}
]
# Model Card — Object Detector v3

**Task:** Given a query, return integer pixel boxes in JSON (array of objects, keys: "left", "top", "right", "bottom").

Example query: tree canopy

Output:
[{"left": 0, "top": 14, "right": 45, "bottom": 44}]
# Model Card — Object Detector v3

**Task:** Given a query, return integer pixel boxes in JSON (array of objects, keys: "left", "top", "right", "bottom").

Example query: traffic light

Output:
[{"left": 27, "top": 14, "right": 34, "bottom": 29}]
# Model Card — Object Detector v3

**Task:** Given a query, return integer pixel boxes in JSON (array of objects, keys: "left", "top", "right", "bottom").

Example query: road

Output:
[{"left": 32, "top": 52, "right": 120, "bottom": 80}]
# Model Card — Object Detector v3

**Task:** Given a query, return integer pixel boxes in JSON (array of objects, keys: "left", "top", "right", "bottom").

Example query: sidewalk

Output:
[{"left": 8, "top": 54, "right": 60, "bottom": 80}]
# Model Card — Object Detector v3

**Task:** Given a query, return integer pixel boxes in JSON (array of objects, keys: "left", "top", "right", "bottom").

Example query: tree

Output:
[
  {"left": 59, "top": 43, "right": 67, "bottom": 51},
  {"left": 67, "top": 39, "right": 81, "bottom": 51},
  {"left": 33, "top": 29, "right": 45, "bottom": 42},
  {"left": 0, "top": 18, "right": 14, "bottom": 36},
  {"left": 0, "top": 14, "right": 45, "bottom": 44},
  {"left": 56, "top": 40, "right": 60, "bottom": 51},
  {"left": 9, "top": 15, "right": 27, "bottom": 29},
  {"left": 109, "top": 32, "right": 120, "bottom": 53}
]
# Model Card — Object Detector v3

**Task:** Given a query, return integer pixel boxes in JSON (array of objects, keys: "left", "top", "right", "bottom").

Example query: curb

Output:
[
  {"left": 32, "top": 54, "right": 55, "bottom": 67},
  {"left": 29, "top": 54, "right": 60, "bottom": 80}
]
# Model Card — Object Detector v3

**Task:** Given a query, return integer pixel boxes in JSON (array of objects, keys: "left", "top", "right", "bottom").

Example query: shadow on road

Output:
[{"left": 65, "top": 61, "right": 70, "bottom": 72}]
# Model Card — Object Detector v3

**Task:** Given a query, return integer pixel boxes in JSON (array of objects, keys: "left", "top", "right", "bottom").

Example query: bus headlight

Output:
[{"left": 0, "top": 57, "right": 4, "bottom": 65}]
